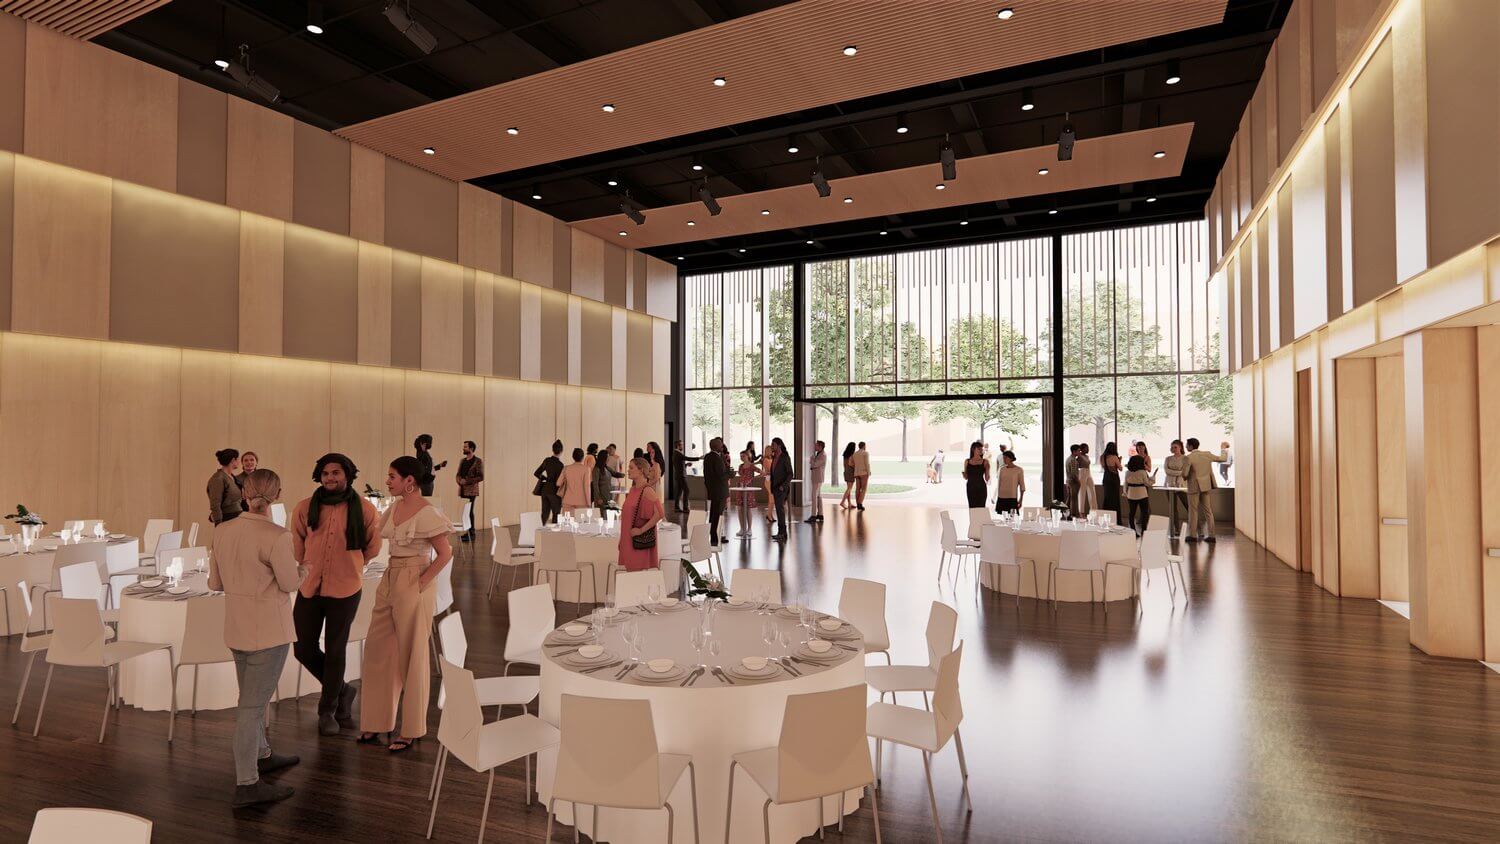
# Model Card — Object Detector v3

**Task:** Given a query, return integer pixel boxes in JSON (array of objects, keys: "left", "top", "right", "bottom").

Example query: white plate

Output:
[
  {"left": 727, "top": 662, "right": 782, "bottom": 680},
  {"left": 562, "top": 650, "right": 616, "bottom": 667},
  {"left": 631, "top": 664, "right": 688, "bottom": 683},
  {"left": 719, "top": 600, "right": 756, "bottom": 611},
  {"left": 795, "top": 643, "right": 841, "bottom": 662},
  {"left": 138, "top": 578, "right": 164, "bottom": 588},
  {"left": 108, "top": 533, "right": 126, "bottom": 539},
  {"left": 166, "top": 585, "right": 190, "bottom": 595}
]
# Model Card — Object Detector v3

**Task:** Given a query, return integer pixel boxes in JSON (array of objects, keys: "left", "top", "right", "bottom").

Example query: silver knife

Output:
[
  {"left": 779, "top": 658, "right": 801, "bottom": 676},
  {"left": 581, "top": 660, "right": 623, "bottom": 674},
  {"left": 614, "top": 662, "right": 636, "bottom": 679}
]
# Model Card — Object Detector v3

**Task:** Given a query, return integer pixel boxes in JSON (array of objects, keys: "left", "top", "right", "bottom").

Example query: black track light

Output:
[
  {"left": 620, "top": 193, "right": 646, "bottom": 226},
  {"left": 698, "top": 180, "right": 722, "bottom": 216},
  {"left": 940, "top": 135, "right": 957, "bottom": 181},
  {"left": 786, "top": 135, "right": 800, "bottom": 155},
  {"left": 811, "top": 157, "right": 831, "bottom": 198},
  {"left": 1020, "top": 87, "right": 1034, "bottom": 111},
  {"left": 1057, "top": 114, "right": 1075, "bottom": 162},
  {"left": 224, "top": 44, "right": 280, "bottom": 103},
  {"left": 383, "top": 1, "right": 437, "bottom": 55},
  {"left": 896, "top": 113, "right": 909, "bottom": 134},
  {"left": 306, "top": 2, "right": 325, "bottom": 34}
]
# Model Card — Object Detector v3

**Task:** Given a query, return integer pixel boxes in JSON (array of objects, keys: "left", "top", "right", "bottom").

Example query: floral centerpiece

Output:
[
  {"left": 683, "top": 565, "right": 729, "bottom": 601},
  {"left": 6, "top": 504, "right": 46, "bottom": 546},
  {"left": 363, "top": 483, "right": 390, "bottom": 512}
]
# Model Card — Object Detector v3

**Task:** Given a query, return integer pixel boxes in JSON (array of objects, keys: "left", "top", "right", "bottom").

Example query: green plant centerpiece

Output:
[
  {"left": 362, "top": 484, "right": 387, "bottom": 501},
  {"left": 5, "top": 504, "right": 45, "bottom": 526},
  {"left": 683, "top": 565, "right": 729, "bottom": 601}
]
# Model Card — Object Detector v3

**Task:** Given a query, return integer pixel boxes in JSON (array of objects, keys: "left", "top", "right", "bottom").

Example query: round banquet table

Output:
[
  {"left": 537, "top": 601, "right": 867, "bottom": 843},
  {"left": 0, "top": 535, "right": 141, "bottom": 635},
  {"left": 977, "top": 521, "right": 1141, "bottom": 601},
  {"left": 535, "top": 522, "right": 682, "bottom": 603},
  {"left": 115, "top": 571, "right": 364, "bottom": 712}
]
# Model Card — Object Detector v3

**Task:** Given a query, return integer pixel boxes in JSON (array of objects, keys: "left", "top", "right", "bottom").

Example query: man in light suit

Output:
[
  {"left": 805, "top": 441, "right": 827, "bottom": 524},
  {"left": 1183, "top": 437, "right": 1229, "bottom": 543}
]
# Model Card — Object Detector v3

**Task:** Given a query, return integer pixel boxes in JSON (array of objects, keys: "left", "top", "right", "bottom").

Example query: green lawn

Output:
[{"left": 820, "top": 483, "right": 914, "bottom": 496}]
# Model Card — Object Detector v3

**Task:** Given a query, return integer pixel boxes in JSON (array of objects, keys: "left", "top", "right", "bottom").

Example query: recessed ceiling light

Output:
[
  {"left": 214, "top": 58, "right": 230, "bottom": 70},
  {"left": 617, "top": 231, "right": 627, "bottom": 237},
  {"left": 786, "top": 136, "right": 800, "bottom": 154},
  {"left": 806, "top": 240, "right": 815, "bottom": 245},
  {"left": 760, "top": 209, "right": 771, "bottom": 216},
  {"left": 306, "top": 23, "right": 324, "bottom": 35},
  {"left": 306, "top": 2, "right": 325, "bottom": 34},
  {"left": 959, "top": 220, "right": 970, "bottom": 226},
  {"left": 1146, "top": 196, "right": 1158, "bottom": 203},
  {"left": 691, "top": 162, "right": 703, "bottom": 172},
  {"left": 713, "top": 76, "right": 727, "bottom": 87},
  {"left": 1037, "top": 167, "right": 1049, "bottom": 175},
  {"left": 1048, "top": 208, "right": 1058, "bottom": 215},
  {"left": 677, "top": 256, "right": 684, "bottom": 260},
  {"left": 935, "top": 183, "right": 946, "bottom": 190},
  {"left": 607, "top": 178, "right": 619, "bottom": 186},
  {"left": 842, "top": 45, "right": 858, "bottom": 56},
  {"left": 601, "top": 103, "right": 616, "bottom": 113},
  {"left": 896, "top": 113, "right": 909, "bottom": 134},
  {"left": 842, "top": 196, "right": 854, "bottom": 204},
  {"left": 996, "top": 7, "right": 1015, "bottom": 20},
  {"left": 422, "top": 147, "right": 435, "bottom": 155},
  {"left": 531, "top": 192, "right": 542, "bottom": 200},
  {"left": 879, "top": 230, "right": 888, "bottom": 235},
  {"left": 506, "top": 127, "right": 519, "bottom": 135},
  {"left": 687, "top": 220, "right": 697, "bottom": 227},
  {"left": 1165, "top": 59, "right": 1182, "bottom": 86},
  {"left": 1153, "top": 150, "right": 1166, "bottom": 159},
  {"left": 738, "top": 248, "right": 747, "bottom": 253}
]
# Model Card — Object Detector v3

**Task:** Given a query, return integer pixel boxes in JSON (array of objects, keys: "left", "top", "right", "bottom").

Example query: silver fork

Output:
[
  {"left": 679, "top": 667, "right": 703, "bottom": 686},
  {"left": 581, "top": 660, "right": 623, "bottom": 674}
]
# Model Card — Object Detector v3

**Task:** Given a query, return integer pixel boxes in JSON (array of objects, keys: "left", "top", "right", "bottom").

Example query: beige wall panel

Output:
[
  {"left": 349, "top": 143, "right": 385, "bottom": 244},
  {"left": 225, "top": 97, "right": 293, "bottom": 221},
  {"left": 1335, "top": 0, "right": 1383, "bottom": 70},
  {"left": 23, "top": 24, "right": 176, "bottom": 192},
  {"left": 555, "top": 386, "right": 581, "bottom": 452},
  {"left": 524, "top": 382, "right": 558, "bottom": 501},
  {"left": 403, "top": 370, "right": 467, "bottom": 521},
  {"left": 580, "top": 387, "right": 625, "bottom": 457},
  {"left": 612, "top": 308, "right": 628, "bottom": 390},
  {"left": 228, "top": 355, "right": 332, "bottom": 515},
  {"left": 1237, "top": 243, "right": 1254, "bottom": 363},
  {"left": 292, "top": 122, "right": 351, "bottom": 236},
  {"left": 0, "top": 13, "right": 23, "bottom": 152},
  {"left": 459, "top": 376, "right": 486, "bottom": 524},
  {"left": 283, "top": 225, "right": 358, "bottom": 363},
  {"left": 1476, "top": 325, "right": 1500, "bottom": 661},
  {"left": 653, "top": 319, "right": 672, "bottom": 395},
  {"left": 385, "top": 158, "right": 457, "bottom": 263},
  {"left": 485, "top": 378, "right": 529, "bottom": 525},
  {"left": 474, "top": 271, "right": 494, "bottom": 375},
  {"left": 1276, "top": 2, "right": 1305, "bottom": 163},
  {"left": 0, "top": 153, "right": 12, "bottom": 330},
  {"left": 1291, "top": 129, "right": 1328, "bottom": 338},
  {"left": 175, "top": 78, "right": 227, "bottom": 205},
  {"left": 626, "top": 392, "right": 664, "bottom": 458},
  {"left": 111, "top": 181, "right": 240, "bottom": 353},
  {"left": 1255, "top": 217, "right": 1271, "bottom": 354},
  {"left": 419, "top": 257, "right": 464, "bottom": 373},
  {"left": 389, "top": 251, "right": 422, "bottom": 370},
  {"left": 1253, "top": 364, "right": 1265, "bottom": 545},
  {"left": 98, "top": 342, "right": 180, "bottom": 534},
  {"left": 539, "top": 289, "right": 569, "bottom": 384},
  {"left": 1249, "top": 78, "right": 1270, "bottom": 202},
  {"left": 1348, "top": 35, "right": 1397, "bottom": 307},
  {"left": 630, "top": 252, "right": 648, "bottom": 312},
  {"left": 1236, "top": 115, "right": 1252, "bottom": 225},
  {"left": 645, "top": 256, "right": 678, "bottom": 321},
  {"left": 1323, "top": 110, "right": 1345, "bottom": 323},
  {"left": 626, "top": 310, "right": 653, "bottom": 393},
  {"left": 1311, "top": 0, "right": 1340, "bottom": 119},
  {"left": 1335, "top": 357, "right": 1379, "bottom": 597},
  {"left": 178, "top": 350, "right": 231, "bottom": 544},
  {"left": 1234, "top": 372, "right": 1256, "bottom": 537},
  {"left": 329, "top": 363, "right": 405, "bottom": 504},
  {"left": 11, "top": 157, "right": 111, "bottom": 339},
  {"left": 492, "top": 274, "right": 520, "bottom": 379},
  {"left": 1404, "top": 327, "right": 1484, "bottom": 658},
  {"left": 498, "top": 197, "right": 514, "bottom": 277},
  {"left": 567, "top": 297, "right": 581, "bottom": 385},
  {"left": 356, "top": 242, "right": 392, "bottom": 366},
  {"left": 578, "top": 298, "right": 611, "bottom": 388},
  {"left": 1374, "top": 354, "right": 1408, "bottom": 602},
  {"left": 512, "top": 202, "right": 555, "bottom": 289},
  {"left": 237, "top": 215, "right": 284, "bottom": 357},
  {"left": 458, "top": 184, "right": 504, "bottom": 275},
  {"left": 1423, "top": 0, "right": 1500, "bottom": 269},
  {"left": 0, "top": 334, "right": 99, "bottom": 525},
  {"left": 1316, "top": 332, "right": 1340, "bottom": 590},
  {"left": 463, "top": 268, "right": 477, "bottom": 375},
  {"left": 602, "top": 242, "right": 629, "bottom": 307},
  {"left": 552, "top": 219, "right": 573, "bottom": 291},
  {"left": 570, "top": 230, "right": 605, "bottom": 302},
  {"left": 1274, "top": 185, "right": 1294, "bottom": 346},
  {"left": 519, "top": 284, "right": 541, "bottom": 381},
  {"left": 1263, "top": 349, "right": 1297, "bottom": 566},
  {"left": 1389, "top": 1, "right": 1427, "bottom": 283}
]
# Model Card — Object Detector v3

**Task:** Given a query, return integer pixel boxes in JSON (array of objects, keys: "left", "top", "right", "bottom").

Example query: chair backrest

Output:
[
  {"left": 58, "top": 562, "right": 108, "bottom": 609},
  {"left": 29, "top": 808, "right": 152, "bottom": 843},
  {"left": 1139, "top": 529, "right": 1171, "bottom": 571},
  {"left": 837, "top": 578, "right": 888, "bottom": 649},
  {"left": 614, "top": 570, "right": 666, "bottom": 608},
  {"left": 187, "top": 523, "right": 199, "bottom": 546},
  {"left": 967, "top": 507, "right": 992, "bottom": 540},
  {"left": 518, "top": 512, "right": 542, "bottom": 547},
  {"left": 154, "top": 530, "right": 184, "bottom": 557},
  {"left": 534, "top": 529, "right": 578, "bottom": 573},
  {"left": 555, "top": 694, "right": 664, "bottom": 809},
  {"left": 938, "top": 512, "right": 960, "bottom": 552},
  {"left": 490, "top": 517, "right": 508, "bottom": 559},
  {"left": 432, "top": 559, "right": 455, "bottom": 616},
  {"left": 505, "top": 583, "right": 555, "bottom": 661},
  {"left": 687, "top": 523, "right": 713, "bottom": 562},
  {"left": 1146, "top": 514, "right": 1169, "bottom": 533},
  {"left": 1057, "top": 530, "right": 1103, "bottom": 572},
  {"left": 140, "top": 519, "right": 172, "bottom": 557},
  {"left": 54, "top": 541, "right": 107, "bottom": 569},
  {"left": 180, "top": 596, "right": 233, "bottom": 665},
  {"left": 269, "top": 502, "right": 287, "bottom": 527},
  {"left": 922, "top": 601, "right": 960, "bottom": 668},
  {"left": 931, "top": 642, "right": 965, "bottom": 748},
  {"left": 437, "top": 612, "right": 470, "bottom": 668},
  {"left": 686, "top": 509, "right": 708, "bottom": 529},
  {"left": 460, "top": 499, "right": 474, "bottom": 532},
  {"left": 775, "top": 685, "right": 873, "bottom": 802},
  {"left": 435, "top": 659, "right": 486, "bottom": 771},
  {"left": 347, "top": 575, "right": 382, "bottom": 643},
  {"left": 45, "top": 597, "right": 109, "bottom": 666},
  {"left": 979, "top": 524, "right": 1016, "bottom": 566},
  {"left": 730, "top": 568, "right": 782, "bottom": 604}
]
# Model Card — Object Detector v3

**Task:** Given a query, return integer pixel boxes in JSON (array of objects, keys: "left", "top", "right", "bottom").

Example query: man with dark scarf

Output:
[{"left": 290, "top": 453, "right": 382, "bottom": 736}]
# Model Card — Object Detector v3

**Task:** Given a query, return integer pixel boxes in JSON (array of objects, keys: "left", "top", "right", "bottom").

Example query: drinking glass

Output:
[
  {"left": 646, "top": 581, "right": 662, "bottom": 606},
  {"left": 603, "top": 593, "right": 616, "bottom": 618},
  {"left": 707, "top": 634, "right": 722, "bottom": 668},
  {"left": 59, "top": 528, "right": 72, "bottom": 544},
  {"left": 689, "top": 622, "right": 707, "bottom": 671},
  {"left": 761, "top": 616, "right": 777, "bottom": 659},
  {"left": 622, "top": 617, "right": 641, "bottom": 668},
  {"left": 798, "top": 603, "right": 814, "bottom": 643}
]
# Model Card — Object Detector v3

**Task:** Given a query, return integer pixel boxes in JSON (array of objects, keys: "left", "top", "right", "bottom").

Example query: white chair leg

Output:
[
  {"left": 921, "top": 751, "right": 944, "bottom": 844},
  {"left": 98, "top": 665, "right": 113, "bottom": 742},
  {"left": 12, "top": 650, "right": 37, "bottom": 725},
  {"left": 428, "top": 746, "right": 446, "bottom": 801},
  {"left": 953, "top": 728, "right": 973, "bottom": 814},
  {"left": 870, "top": 784, "right": 882, "bottom": 844},
  {"left": 688, "top": 761, "right": 701, "bottom": 844},
  {"left": 478, "top": 768, "right": 496, "bottom": 843},
  {"left": 33, "top": 664, "right": 54, "bottom": 736},
  {"left": 166, "top": 647, "right": 178, "bottom": 743},
  {"left": 425, "top": 746, "right": 447, "bottom": 839},
  {"left": 723, "top": 760, "right": 737, "bottom": 844},
  {"left": 545, "top": 798, "right": 556, "bottom": 844}
]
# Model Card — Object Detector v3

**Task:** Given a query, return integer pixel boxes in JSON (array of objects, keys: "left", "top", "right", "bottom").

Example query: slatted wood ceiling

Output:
[{"left": 0, "top": 0, "right": 169, "bottom": 40}]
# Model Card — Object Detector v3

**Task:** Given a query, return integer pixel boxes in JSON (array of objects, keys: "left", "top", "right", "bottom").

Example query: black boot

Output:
[
  {"left": 258, "top": 753, "right": 300, "bottom": 775},
  {"left": 334, "top": 683, "right": 358, "bottom": 730},
  {"left": 233, "top": 782, "right": 294, "bottom": 808}
]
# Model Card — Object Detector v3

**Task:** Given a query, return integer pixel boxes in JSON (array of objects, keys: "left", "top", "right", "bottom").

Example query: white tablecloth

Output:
[
  {"left": 978, "top": 523, "right": 1141, "bottom": 601},
  {"left": 115, "top": 572, "right": 364, "bottom": 712},
  {"left": 536, "top": 523, "right": 682, "bottom": 603},
  {"left": 0, "top": 536, "right": 140, "bottom": 635},
  {"left": 537, "top": 602, "right": 866, "bottom": 843}
]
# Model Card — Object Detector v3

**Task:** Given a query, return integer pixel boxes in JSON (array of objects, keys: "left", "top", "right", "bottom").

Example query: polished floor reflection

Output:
[{"left": 3, "top": 502, "right": 1499, "bottom": 842}]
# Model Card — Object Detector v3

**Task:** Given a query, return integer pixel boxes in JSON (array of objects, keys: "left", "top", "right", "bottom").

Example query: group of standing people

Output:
[
  {"left": 1065, "top": 438, "right": 1230, "bottom": 540},
  {"left": 533, "top": 441, "right": 644, "bottom": 523},
  {"left": 698, "top": 436, "right": 797, "bottom": 543},
  {"left": 837, "top": 442, "right": 872, "bottom": 510},
  {"left": 206, "top": 448, "right": 266, "bottom": 527},
  {"left": 959, "top": 442, "right": 1028, "bottom": 514}
]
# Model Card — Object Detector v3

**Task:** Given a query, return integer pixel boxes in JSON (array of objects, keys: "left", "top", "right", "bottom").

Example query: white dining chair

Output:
[
  {"left": 426, "top": 660, "right": 560, "bottom": 843},
  {"left": 139, "top": 528, "right": 183, "bottom": 572},
  {"left": 680, "top": 523, "right": 723, "bottom": 584},
  {"left": 614, "top": 569, "right": 668, "bottom": 609},
  {"left": 838, "top": 578, "right": 891, "bottom": 664},
  {"left": 1138, "top": 529, "right": 1188, "bottom": 605},
  {"left": 979, "top": 524, "right": 1038, "bottom": 607},
  {"left": 434, "top": 613, "right": 540, "bottom": 717},
  {"left": 1146, "top": 514, "right": 1170, "bottom": 534},
  {"left": 29, "top": 808, "right": 152, "bottom": 843},
  {"left": 269, "top": 502, "right": 288, "bottom": 528},
  {"left": 686, "top": 508, "right": 708, "bottom": 534},
  {"left": 36, "top": 542, "right": 110, "bottom": 623},
  {"left": 546, "top": 694, "right": 700, "bottom": 844},
  {"left": 516, "top": 511, "right": 543, "bottom": 552},
  {"left": 866, "top": 601, "right": 958, "bottom": 709},
  {"left": 59, "top": 563, "right": 116, "bottom": 622},
  {"left": 503, "top": 583, "right": 554, "bottom": 675},
  {"left": 966, "top": 507, "right": 992, "bottom": 541},
  {"left": 534, "top": 530, "right": 595, "bottom": 618},
  {"left": 11, "top": 582, "right": 116, "bottom": 726},
  {"left": 1049, "top": 530, "right": 1103, "bottom": 609},
  {"left": 487, "top": 518, "right": 536, "bottom": 598},
  {"left": 726, "top": 684, "right": 879, "bottom": 843},
  {"left": 138, "top": 519, "right": 172, "bottom": 559},
  {"left": 171, "top": 597, "right": 234, "bottom": 730},
  {"left": 729, "top": 568, "right": 783, "bottom": 605},
  {"left": 868, "top": 643, "right": 971, "bottom": 844},
  {"left": 936, "top": 513, "right": 980, "bottom": 582},
  {"left": 35, "top": 597, "right": 176, "bottom": 743}
]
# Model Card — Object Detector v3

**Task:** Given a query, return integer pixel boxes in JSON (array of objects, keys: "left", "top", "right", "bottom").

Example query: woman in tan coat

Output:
[{"left": 358, "top": 455, "right": 452, "bottom": 752}]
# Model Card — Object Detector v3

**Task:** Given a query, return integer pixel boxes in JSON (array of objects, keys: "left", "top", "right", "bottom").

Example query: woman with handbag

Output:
[{"left": 616, "top": 457, "right": 664, "bottom": 572}]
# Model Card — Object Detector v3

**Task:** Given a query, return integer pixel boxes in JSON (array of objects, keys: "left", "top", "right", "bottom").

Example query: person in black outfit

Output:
[
  {"left": 1100, "top": 441, "right": 1123, "bottom": 519},
  {"left": 534, "top": 440, "right": 565, "bottom": 524},
  {"left": 961, "top": 441, "right": 990, "bottom": 508},
  {"left": 769, "top": 437, "right": 793, "bottom": 541},
  {"left": 413, "top": 434, "right": 447, "bottom": 497},
  {"left": 671, "top": 440, "right": 702, "bottom": 513},
  {"left": 703, "top": 436, "right": 730, "bottom": 546}
]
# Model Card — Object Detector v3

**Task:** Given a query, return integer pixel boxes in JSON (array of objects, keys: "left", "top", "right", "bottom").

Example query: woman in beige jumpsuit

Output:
[{"left": 358, "top": 455, "right": 452, "bottom": 752}]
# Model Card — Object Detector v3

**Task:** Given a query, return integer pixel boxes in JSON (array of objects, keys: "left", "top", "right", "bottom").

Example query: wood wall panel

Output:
[
  {"left": 0, "top": 13, "right": 22, "bottom": 153},
  {"left": 1290, "top": 131, "right": 1327, "bottom": 338},
  {"left": 1255, "top": 217, "right": 1271, "bottom": 353},
  {"left": 282, "top": 226, "right": 357, "bottom": 364},
  {"left": 1274, "top": 185, "right": 1295, "bottom": 346},
  {"left": 10, "top": 156, "right": 111, "bottom": 338},
  {"left": 1389, "top": 1, "right": 1427, "bottom": 283},
  {"left": 653, "top": 318, "right": 672, "bottom": 395},
  {"left": 0, "top": 334, "right": 100, "bottom": 525},
  {"left": 630, "top": 252, "right": 648, "bottom": 311},
  {"left": 612, "top": 309, "right": 628, "bottom": 390},
  {"left": 175, "top": 79, "right": 226, "bottom": 205},
  {"left": 0, "top": 153, "right": 13, "bottom": 330},
  {"left": 566, "top": 298, "right": 580, "bottom": 385},
  {"left": 1476, "top": 325, "right": 1500, "bottom": 661},
  {"left": 356, "top": 242, "right": 392, "bottom": 366},
  {"left": 555, "top": 387, "right": 581, "bottom": 454},
  {"left": 1249, "top": 78, "right": 1270, "bottom": 201},
  {"left": 538, "top": 289, "right": 569, "bottom": 384},
  {"left": 1374, "top": 354, "right": 1407, "bottom": 602},
  {"left": 578, "top": 298, "right": 611, "bottom": 388},
  {"left": 570, "top": 230, "right": 605, "bottom": 302},
  {"left": 512, "top": 202, "right": 554, "bottom": 289},
  {"left": 348, "top": 143, "right": 385, "bottom": 244},
  {"left": 457, "top": 184, "right": 503, "bottom": 275},
  {"left": 552, "top": 219, "right": 573, "bottom": 291},
  {"left": 22, "top": 23, "right": 176, "bottom": 192},
  {"left": 602, "top": 242, "right": 628, "bottom": 307},
  {"left": 485, "top": 379, "right": 528, "bottom": 525},
  {"left": 389, "top": 251, "right": 422, "bottom": 370},
  {"left": 519, "top": 285, "right": 541, "bottom": 381},
  {"left": 626, "top": 392, "right": 665, "bottom": 464},
  {"left": 1315, "top": 329, "right": 1340, "bottom": 589},
  {"left": 462, "top": 268, "right": 476, "bottom": 374},
  {"left": 110, "top": 181, "right": 239, "bottom": 352},
  {"left": 1262, "top": 349, "right": 1297, "bottom": 566},
  {"left": 474, "top": 271, "right": 494, "bottom": 375},
  {"left": 1275, "top": 2, "right": 1305, "bottom": 164},
  {"left": 1423, "top": 0, "right": 1500, "bottom": 269},
  {"left": 1334, "top": 356, "right": 1379, "bottom": 597},
  {"left": 1323, "top": 109, "right": 1345, "bottom": 321},
  {"left": 97, "top": 342, "right": 179, "bottom": 536},
  {"left": 645, "top": 256, "right": 678, "bottom": 320},
  {"left": 177, "top": 350, "right": 230, "bottom": 543},
  {"left": 384, "top": 159, "right": 457, "bottom": 263},
  {"left": 1348, "top": 34, "right": 1396, "bottom": 308},
  {"left": 419, "top": 257, "right": 464, "bottom": 373},
  {"left": 227, "top": 355, "right": 332, "bottom": 522},
  {"left": 330, "top": 363, "right": 405, "bottom": 501},
  {"left": 626, "top": 310, "right": 653, "bottom": 393},
  {"left": 225, "top": 98, "right": 293, "bottom": 221},
  {"left": 292, "top": 121, "right": 351, "bottom": 236},
  {"left": 492, "top": 274, "right": 520, "bottom": 379},
  {"left": 403, "top": 371, "right": 468, "bottom": 523}
]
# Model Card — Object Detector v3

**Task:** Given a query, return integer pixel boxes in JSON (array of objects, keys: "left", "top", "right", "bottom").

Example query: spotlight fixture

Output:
[
  {"left": 506, "top": 127, "right": 519, "bottom": 135},
  {"left": 786, "top": 135, "right": 800, "bottom": 154},
  {"left": 738, "top": 248, "right": 747, "bottom": 253},
  {"left": 1020, "top": 88, "right": 1035, "bottom": 111},
  {"left": 959, "top": 219, "right": 970, "bottom": 226},
  {"left": 1037, "top": 167, "right": 1048, "bottom": 175},
  {"left": 1165, "top": 59, "right": 1182, "bottom": 85},
  {"left": 617, "top": 231, "right": 627, "bottom": 237},
  {"left": 531, "top": 191, "right": 542, "bottom": 200},
  {"left": 713, "top": 76, "right": 727, "bottom": 87},
  {"left": 997, "top": 7, "right": 1015, "bottom": 19},
  {"left": 1057, "top": 114, "right": 1076, "bottom": 162},
  {"left": 620, "top": 195, "right": 646, "bottom": 226},
  {"left": 677, "top": 256, "right": 684, "bottom": 261},
  {"left": 806, "top": 240, "right": 815, "bottom": 245},
  {"left": 760, "top": 209, "right": 771, "bottom": 216},
  {"left": 842, "top": 45, "right": 858, "bottom": 56},
  {"left": 601, "top": 103, "right": 616, "bottom": 113},
  {"left": 606, "top": 175, "right": 619, "bottom": 187},
  {"left": 940, "top": 135, "right": 957, "bottom": 181},
  {"left": 422, "top": 147, "right": 436, "bottom": 155},
  {"left": 879, "top": 230, "right": 888, "bottom": 236},
  {"left": 223, "top": 44, "right": 281, "bottom": 103},
  {"left": 1048, "top": 206, "right": 1058, "bottom": 215},
  {"left": 842, "top": 196, "right": 854, "bottom": 204},
  {"left": 698, "top": 180, "right": 722, "bottom": 216},
  {"left": 811, "top": 160, "right": 831, "bottom": 198},
  {"left": 306, "top": 2, "right": 325, "bottom": 34},
  {"left": 687, "top": 220, "right": 696, "bottom": 227},
  {"left": 896, "top": 113, "right": 909, "bottom": 134},
  {"left": 690, "top": 155, "right": 704, "bottom": 172},
  {"left": 935, "top": 183, "right": 946, "bottom": 190},
  {"left": 214, "top": 58, "right": 230, "bottom": 70},
  {"left": 1153, "top": 150, "right": 1167, "bottom": 159},
  {"left": 383, "top": 1, "right": 438, "bottom": 55}
]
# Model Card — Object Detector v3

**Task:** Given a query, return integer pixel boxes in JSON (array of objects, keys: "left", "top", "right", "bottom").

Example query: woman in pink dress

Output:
[{"left": 617, "top": 457, "right": 664, "bottom": 571}]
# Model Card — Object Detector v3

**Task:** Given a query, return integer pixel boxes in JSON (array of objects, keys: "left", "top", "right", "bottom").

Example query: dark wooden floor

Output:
[{"left": 4, "top": 502, "right": 1500, "bottom": 843}]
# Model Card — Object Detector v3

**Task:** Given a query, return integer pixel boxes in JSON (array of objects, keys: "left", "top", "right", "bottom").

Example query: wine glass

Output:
[
  {"left": 689, "top": 622, "right": 707, "bottom": 672},
  {"left": 622, "top": 616, "right": 641, "bottom": 670},
  {"left": 761, "top": 616, "right": 778, "bottom": 660},
  {"left": 603, "top": 592, "right": 617, "bottom": 619},
  {"left": 707, "top": 632, "right": 722, "bottom": 671},
  {"left": 646, "top": 581, "right": 662, "bottom": 607}
]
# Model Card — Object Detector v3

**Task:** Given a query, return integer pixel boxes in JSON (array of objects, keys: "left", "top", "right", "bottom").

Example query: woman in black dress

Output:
[
  {"left": 1099, "top": 441, "right": 1123, "bottom": 517},
  {"left": 961, "top": 441, "right": 990, "bottom": 508}
]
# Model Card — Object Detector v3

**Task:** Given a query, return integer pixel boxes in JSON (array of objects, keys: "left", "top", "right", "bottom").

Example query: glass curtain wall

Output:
[{"left": 684, "top": 266, "right": 793, "bottom": 455}]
